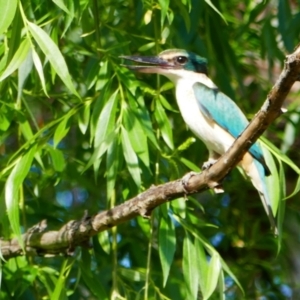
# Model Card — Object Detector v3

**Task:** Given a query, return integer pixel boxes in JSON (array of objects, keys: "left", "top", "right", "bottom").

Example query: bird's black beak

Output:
[{"left": 120, "top": 55, "right": 171, "bottom": 73}]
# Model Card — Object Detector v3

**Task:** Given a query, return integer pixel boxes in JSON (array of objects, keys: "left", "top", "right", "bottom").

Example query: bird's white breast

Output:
[{"left": 168, "top": 72, "right": 236, "bottom": 155}]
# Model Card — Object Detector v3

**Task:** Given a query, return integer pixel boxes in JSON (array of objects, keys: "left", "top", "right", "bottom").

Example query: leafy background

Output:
[{"left": 0, "top": 0, "right": 300, "bottom": 299}]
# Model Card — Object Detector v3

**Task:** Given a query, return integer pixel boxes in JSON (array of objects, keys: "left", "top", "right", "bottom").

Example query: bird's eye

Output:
[{"left": 176, "top": 56, "right": 188, "bottom": 64}]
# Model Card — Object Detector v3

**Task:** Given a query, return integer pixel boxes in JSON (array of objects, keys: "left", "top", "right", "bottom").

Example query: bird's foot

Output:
[
  {"left": 202, "top": 159, "right": 218, "bottom": 170},
  {"left": 181, "top": 171, "right": 198, "bottom": 194}
]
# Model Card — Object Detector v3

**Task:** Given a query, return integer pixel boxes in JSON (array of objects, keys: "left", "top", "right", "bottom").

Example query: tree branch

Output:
[{"left": 2, "top": 46, "right": 300, "bottom": 261}]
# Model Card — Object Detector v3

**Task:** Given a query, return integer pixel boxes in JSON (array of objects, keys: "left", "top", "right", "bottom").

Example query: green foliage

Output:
[{"left": 0, "top": 0, "right": 300, "bottom": 299}]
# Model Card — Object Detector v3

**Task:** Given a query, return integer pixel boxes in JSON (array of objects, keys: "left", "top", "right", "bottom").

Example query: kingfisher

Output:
[{"left": 121, "top": 49, "right": 276, "bottom": 232}]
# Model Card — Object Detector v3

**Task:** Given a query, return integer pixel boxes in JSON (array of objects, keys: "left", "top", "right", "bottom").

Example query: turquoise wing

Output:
[{"left": 193, "top": 82, "right": 270, "bottom": 175}]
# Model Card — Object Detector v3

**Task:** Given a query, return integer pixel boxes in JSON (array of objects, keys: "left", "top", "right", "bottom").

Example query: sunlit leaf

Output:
[
  {"left": 94, "top": 90, "right": 118, "bottom": 148},
  {"left": 0, "top": 38, "right": 31, "bottom": 81},
  {"left": 47, "top": 146, "right": 66, "bottom": 172},
  {"left": 123, "top": 106, "right": 149, "bottom": 167},
  {"left": 183, "top": 232, "right": 198, "bottom": 299},
  {"left": 0, "top": 0, "right": 17, "bottom": 37},
  {"left": 78, "top": 100, "right": 91, "bottom": 134},
  {"left": 154, "top": 97, "right": 174, "bottom": 149},
  {"left": 53, "top": 116, "right": 70, "bottom": 147},
  {"left": 159, "top": 215, "right": 176, "bottom": 287},
  {"left": 158, "top": 0, "right": 170, "bottom": 26},
  {"left": 5, "top": 145, "right": 37, "bottom": 245},
  {"left": 121, "top": 127, "right": 141, "bottom": 187},
  {"left": 32, "top": 47, "right": 49, "bottom": 97},
  {"left": 52, "top": 0, "right": 70, "bottom": 14},
  {"left": 27, "top": 21, "right": 79, "bottom": 97}
]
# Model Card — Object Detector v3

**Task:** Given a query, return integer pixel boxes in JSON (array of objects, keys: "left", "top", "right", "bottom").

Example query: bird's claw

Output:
[
  {"left": 181, "top": 171, "right": 198, "bottom": 194},
  {"left": 202, "top": 159, "right": 217, "bottom": 170}
]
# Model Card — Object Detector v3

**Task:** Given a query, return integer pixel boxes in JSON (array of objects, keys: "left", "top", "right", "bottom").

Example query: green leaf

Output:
[
  {"left": 138, "top": 42, "right": 155, "bottom": 52},
  {"left": 32, "top": 48, "right": 49, "bottom": 97},
  {"left": 52, "top": 0, "right": 70, "bottom": 14},
  {"left": 154, "top": 97, "right": 174, "bottom": 149},
  {"left": 261, "top": 136, "right": 300, "bottom": 174},
  {"left": 158, "top": 214, "right": 176, "bottom": 287},
  {"left": 182, "top": 232, "right": 198, "bottom": 299},
  {"left": 135, "top": 92, "right": 160, "bottom": 150},
  {"left": 5, "top": 145, "right": 37, "bottom": 244},
  {"left": 123, "top": 106, "right": 149, "bottom": 167},
  {"left": 195, "top": 239, "right": 221, "bottom": 300},
  {"left": 27, "top": 21, "right": 79, "bottom": 97},
  {"left": 97, "top": 231, "right": 111, "bottom": 255},
  {"left": 80, "top": 250, "right": 109, "bottom": 299},
  {"left": 158, "top": 0, "right": 170, "bottom": 26},
  {"left": 204, "top": 0, "right": 227, "bottom": 24},
  {"left": 51, "top": 259, "right": 73, "bottom": 300},
  {"left": 95, "top": 60, "right": 109, "bottom": 91},
  {"left": 94, "top": 90, "right": 118, "bottom": 148},
  {"left": 0, "top": 0, "right": 17, "bottom": 37},
  {"left": 262, "top": 145, "right": 281, "bottom": 216},
  {"left": 0, "top": 38, "right": 31, "bottom": 81},
  {"left": 53, "top": 116, "right": 70, "bottom": 147},
  {"left": 47, "top": 146, "right": 66, "bottom": 172},
  {"left": 121, "top": 127, "right": 141, "bottom": 187},
  {"left": 78, "top": 100, "right": 91, "bottom": 134},
  {"left": 106, "top": 138, "right": 119, "bottom": 200}
]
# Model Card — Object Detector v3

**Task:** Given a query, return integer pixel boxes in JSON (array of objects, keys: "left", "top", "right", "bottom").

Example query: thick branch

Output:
[{"left": 2, "top": 47, "right": 300, "bottom": 261}]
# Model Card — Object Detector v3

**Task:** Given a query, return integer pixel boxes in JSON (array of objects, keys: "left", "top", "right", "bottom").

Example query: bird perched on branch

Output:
[{"left": 121, "top": 49, "right": 277, "bottom": 233}]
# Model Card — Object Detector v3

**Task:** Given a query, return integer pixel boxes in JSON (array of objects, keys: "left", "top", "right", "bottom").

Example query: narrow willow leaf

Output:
[
  {"left": 27, "top": 21, "right": 79, "bottom": 97},
  {"left": 119, "top": 268, "right": 146, "bottom": 282},
  {"left": 179, "top": 157, "right": 201, "bottom": 172},
  {"left": 18, "top": 47, "right": 33, "bottom": 100},
  {"left": 95, "top": 60, "right": 108, "bottom": 91},
  {"left": 134, "top": 92, "right": 160, "bottom": 150},
  {"left": 80, "top": 250, "right": 109, "bottom": 299},
  {"left": 158, "top": 0, "right": 170, "bottom": 26},
  {"left": 121, "top": 127, "right": 141, "bottom": 187},
  {"left": 173, "top": 215, "right": 244, "bottom": 295},
  {"left": 51, "top": 259, "right": 73, "bottom": 300},
  {"left": 204, "top": 0, "right": 227, "bottom": 24},
  {"left": 47, "top": 146, "right": 66, "bottom": 172},
  {"left": 53, "top": 116, "right": 70, "bottom": 147},
  {"left": 205, "top": 254, "right": 221, "bottom": 299},
  {"left": 195, "top": 238, "right": 209, "bottom": 298},
  {"left": 0, "top": 38, "right": 31, "bottom": 81},
  {"left": 5, "top": 145, "right": 37, "bottom": 244},
  {"left": 183, "top": 232, "right": 198, "bottom": 299},
  {"left": 32, "top": 48, "right": 49, "bottom": 97},
  {"left": 261, "top": 136, "right": 300, "bottom": 174},
  {"left": 0, "top": 0, "right": 17, "bottom": 37},
  {"left": 97, "top": 231, "right": 111, "bottom": 255},
  {"left": 94, "top": 90, "right": 118, "bottom": 148},
  {"left": 171, "top": 197, "right": 186, "bottom": 218},
  {"left": 154, "top": 98, "right": 174, "bottom": 149},
  {"left": 285, "top": 175, "right": 300, "bottom": 200},
  {"left": 138, "top": 42, "right": 155, "bottom": 52},
  {"left": 158, "top": 215, "right": 176, "bottom": 287},
  {"left": 106, "top": 138, "right": 119, "bottom": 200},
  {"left": 52, "top": 0, "right": 70, "bottom": 14},
  {"left": 78, "top": 100, "right": 91, "bottom": 134},
  {"left": 218, "top": 270, "right": 226, "bottom": 300},
  {"left": 262, "top": 146, "right": 281, "bottom": 216},
  {"left": 123, "top": 107, "right": 149, "bottom": 167}
]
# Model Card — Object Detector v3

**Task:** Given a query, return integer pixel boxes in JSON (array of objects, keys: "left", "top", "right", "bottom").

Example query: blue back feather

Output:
[{"left": 193, "top": 82, "right": 268, "bottom": 172}]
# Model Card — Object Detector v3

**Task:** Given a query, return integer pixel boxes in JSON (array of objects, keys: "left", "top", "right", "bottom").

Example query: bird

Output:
[{"left": 121, "top": 49, "right": 276, "bottom": 232}]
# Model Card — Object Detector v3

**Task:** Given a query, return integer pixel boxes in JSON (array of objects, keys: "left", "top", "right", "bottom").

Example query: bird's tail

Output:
[{"left": 240, "top": 153, "right": 278, "bottom": 234}]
